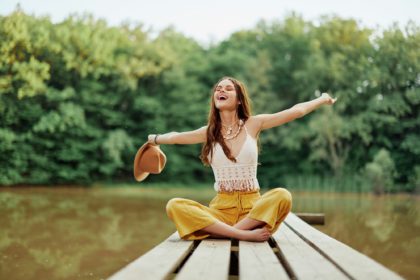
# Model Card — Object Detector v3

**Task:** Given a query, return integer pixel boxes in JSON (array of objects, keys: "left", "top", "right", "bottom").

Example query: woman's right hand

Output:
[{"left": 147, "top": 134, "right": 159, "bottom": 146}]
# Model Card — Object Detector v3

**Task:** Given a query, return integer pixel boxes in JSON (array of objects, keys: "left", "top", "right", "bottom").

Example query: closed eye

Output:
[{"left": 215, "top": 86, "right": 234, "bottom": 91}]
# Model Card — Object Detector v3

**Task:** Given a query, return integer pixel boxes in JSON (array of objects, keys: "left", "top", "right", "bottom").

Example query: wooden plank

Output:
[
  {"left": 176, "top": 239, "right": 231, "bottom": 280},
  {"left": 109, "top": 232, "right": 193, "bottom": 280},
  {"left": 273, "top": 223, "right": 348, "bottom": 280},
  {"left": 284, "top": 213, "right": 404, "bottom": 280},
  {"left": 239, "top": 240, "right": 289, "bottom": 280}
]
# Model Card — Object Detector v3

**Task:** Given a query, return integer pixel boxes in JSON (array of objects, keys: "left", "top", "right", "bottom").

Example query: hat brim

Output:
[
  {"left": 133, "top": 142, "right": 153, "bottom": 182},
  {"left": 133, "top": 142, "right": 166, "bottom": 182}
]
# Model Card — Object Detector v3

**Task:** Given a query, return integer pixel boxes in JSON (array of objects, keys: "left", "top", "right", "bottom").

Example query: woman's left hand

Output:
[{"left": 321, "top": 92, "right": 337, "bottom": 105}]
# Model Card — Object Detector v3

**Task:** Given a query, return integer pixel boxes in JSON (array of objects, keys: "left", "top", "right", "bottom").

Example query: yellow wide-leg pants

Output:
[{"left": 166, "top": 187, "right": 292, "bottom": 240}]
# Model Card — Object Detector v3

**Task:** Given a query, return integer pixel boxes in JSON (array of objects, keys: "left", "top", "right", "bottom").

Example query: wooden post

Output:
[{"left": 295, "top": 213, "right": 325, "bottom": 225}]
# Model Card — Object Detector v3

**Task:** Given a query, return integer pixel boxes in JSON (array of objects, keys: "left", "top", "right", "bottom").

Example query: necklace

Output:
[
  {"left": 221, "top": 120, "right": 238, "bottom": 136},
  {"left": 222, "top": 119, "right": 244, "bottom": 140}
]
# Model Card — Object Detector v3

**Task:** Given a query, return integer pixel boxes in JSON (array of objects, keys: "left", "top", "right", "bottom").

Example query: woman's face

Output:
[{"left": 214, "top": 79, "right": 240, "bottom": 111}]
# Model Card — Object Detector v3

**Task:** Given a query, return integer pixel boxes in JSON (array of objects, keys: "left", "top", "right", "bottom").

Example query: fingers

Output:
[
  {"left": 321, "top": 92, "right": 338, "bottom": 105},
  {"left": 327, "top": 96, "right": 338, "bottom": 104}
]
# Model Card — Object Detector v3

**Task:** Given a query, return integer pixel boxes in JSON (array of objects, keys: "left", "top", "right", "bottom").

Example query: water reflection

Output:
[
  {"left": 0, "top": 188, "right": 418, "bottom": 280},
  {"left": 292, "top": 191, "right": 420, "bottom": 280},
  {"left": 0, "top": 187, "right": 188, "bottom": 280}
]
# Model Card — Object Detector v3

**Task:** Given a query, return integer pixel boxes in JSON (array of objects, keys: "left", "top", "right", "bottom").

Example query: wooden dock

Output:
[{"left": 108, "top": 213, "right": 403, "bottom": 280}]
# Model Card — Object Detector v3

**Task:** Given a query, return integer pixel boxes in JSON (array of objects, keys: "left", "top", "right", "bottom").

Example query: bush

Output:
[
  {"left": 408, "top": 166, "right": 420, "bottom": 194},
  {"left": 364, "top": 149, "right": 397, "bottom": 194}
]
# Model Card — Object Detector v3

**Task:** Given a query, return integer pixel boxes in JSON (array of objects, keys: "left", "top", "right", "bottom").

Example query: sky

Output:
[{"left": 1, "top": 0, "right": 419, "bottom": 43}]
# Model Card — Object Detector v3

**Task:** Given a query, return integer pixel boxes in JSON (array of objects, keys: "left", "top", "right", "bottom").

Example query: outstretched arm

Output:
[
  {"left": 255, "top": 93, "right": 337, "bottom": 131},
  {"left": 147, "top": 126, "right": 207, "bottom": 145}
]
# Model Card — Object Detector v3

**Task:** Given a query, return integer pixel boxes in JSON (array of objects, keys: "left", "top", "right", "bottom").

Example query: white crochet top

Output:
[{"left": 208, "top": 123, "right": 260, "bottom": 192}]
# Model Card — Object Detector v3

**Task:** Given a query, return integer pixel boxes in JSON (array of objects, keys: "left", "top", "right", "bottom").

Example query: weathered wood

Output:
[
  {"left": 108, "top": 232, "right": 193, "bottom": 280},
  {"left": 176, "top": 239, "right": 231, "bottom": 280},
  {"left": 239, "top": 240, "right": 289, "bottom": 280},
  {"left": 273, "top": 223, "right": 348, "bottom": 279},
  {"left": 284, "top": 213, "right": 404, "bottom": 280},
  {"left": 295, "top": 212, "right": 325, "bottom": 225},
  {"left": 109, "top": 212, "right": 403, "bottom": 280}
]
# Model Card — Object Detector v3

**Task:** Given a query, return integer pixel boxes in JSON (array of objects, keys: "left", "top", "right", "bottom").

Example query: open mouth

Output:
[{"left": 217, "top": 95, "right": 228, "bottom": 101}]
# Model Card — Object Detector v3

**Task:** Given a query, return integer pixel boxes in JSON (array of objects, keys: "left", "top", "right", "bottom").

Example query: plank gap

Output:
[
  {"left": 229, "top": 243, "right": 239, "bottom": 276},
  {"left": 268, "top": 237, "right": 296, "bottom": 280},
  {"left": 171, "top": 240, "right": 201, "bottom": 275},
  {"left": 284, "top": 222, "right": 355, "bottom": 280}
]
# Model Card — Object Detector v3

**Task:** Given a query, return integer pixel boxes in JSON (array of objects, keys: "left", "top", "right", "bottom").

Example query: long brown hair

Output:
[{"left": 200, "top": 77, "right": 254, "bottom": 166}]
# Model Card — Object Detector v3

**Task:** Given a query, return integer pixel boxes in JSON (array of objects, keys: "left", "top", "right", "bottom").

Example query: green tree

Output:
[{"left": 364, "top": 149, "right": 397, "bottom": 194}]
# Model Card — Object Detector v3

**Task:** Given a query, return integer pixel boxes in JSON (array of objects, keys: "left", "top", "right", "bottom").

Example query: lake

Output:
[{"left": 0, "top": 186, "right": 418, "bottom": 280}]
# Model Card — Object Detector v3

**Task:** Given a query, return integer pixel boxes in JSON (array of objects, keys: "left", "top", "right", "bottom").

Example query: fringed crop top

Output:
[{"left": 207, "top": 123, "right": 260, "bottom": 193}]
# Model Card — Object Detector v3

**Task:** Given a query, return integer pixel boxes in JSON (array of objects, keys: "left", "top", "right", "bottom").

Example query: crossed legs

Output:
[{"left": 166, "top": 188, "right": 292, "bottom": 241}]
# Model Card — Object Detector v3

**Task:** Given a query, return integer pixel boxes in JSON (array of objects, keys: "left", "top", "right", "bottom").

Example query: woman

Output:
[{"left": 147, "top": 77, "right": 337, "bottom": 242}]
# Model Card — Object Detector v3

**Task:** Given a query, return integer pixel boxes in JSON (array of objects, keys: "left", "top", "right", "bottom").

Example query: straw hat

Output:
[{"left": 133, "top": 142, "right": 167, "bottom": 182}]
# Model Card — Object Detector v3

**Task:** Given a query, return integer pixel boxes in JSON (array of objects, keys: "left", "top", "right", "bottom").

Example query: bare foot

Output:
[{"left": 240, "top": 227, "right": 271, "bottom": 242}]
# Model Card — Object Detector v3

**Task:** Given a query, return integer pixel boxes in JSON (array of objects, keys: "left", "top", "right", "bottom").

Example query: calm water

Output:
[{"left": 0, "top": 187, "right": 419, "bottom": 280}]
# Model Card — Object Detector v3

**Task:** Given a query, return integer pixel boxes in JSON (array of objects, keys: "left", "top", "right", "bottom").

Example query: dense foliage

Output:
[{"left": 1, "top": 10, "right": 419, "bottom": 192}]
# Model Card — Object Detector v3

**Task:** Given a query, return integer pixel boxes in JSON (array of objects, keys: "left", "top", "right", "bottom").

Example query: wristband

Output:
[{"left": 154, "top": 134, "right": 159, "bottom": 145}]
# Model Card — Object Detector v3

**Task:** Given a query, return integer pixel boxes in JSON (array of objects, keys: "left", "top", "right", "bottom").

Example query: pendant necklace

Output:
[
  {"left": 222, "top": 119, "right": 244, "bottom": 140},
  {"left": 222, "top": 122, "right": 235, "bottom": 136}
]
